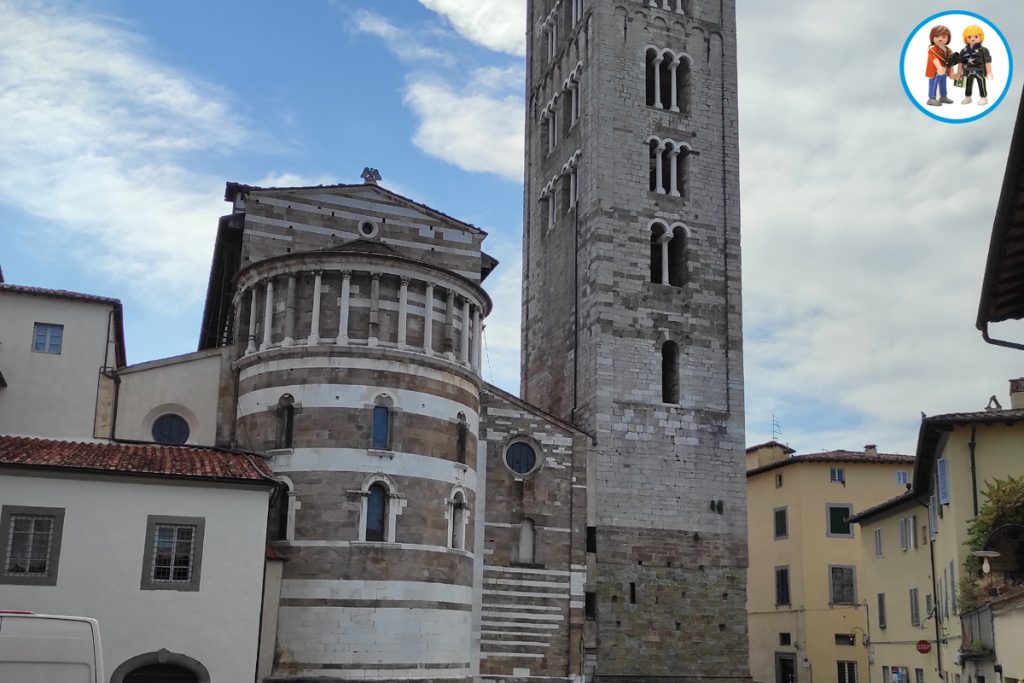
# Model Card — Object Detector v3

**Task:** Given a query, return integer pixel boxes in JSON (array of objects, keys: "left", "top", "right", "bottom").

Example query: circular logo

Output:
[{"left": 899, "top": 10, "right": 1013, "bottom": 123}]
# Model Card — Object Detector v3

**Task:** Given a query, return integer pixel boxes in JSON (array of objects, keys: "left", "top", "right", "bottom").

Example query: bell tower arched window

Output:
[
  {"left": 366, "top": 483, "right": 388, "bottom": 542},
  {"left": 650, "top": 223, "right": 667, "bottom": 283},
  {"left": 518, "top": 518, "right": 536, "bottom": 564},
  {"left": 449, "top": 490, "right": 467, "bottom": 550},
  {"left": 662, "top": 341, "right": 680, "bottom": 404},
  {"left": 668, "top": 226, "right": 689, "bottom": 286}
]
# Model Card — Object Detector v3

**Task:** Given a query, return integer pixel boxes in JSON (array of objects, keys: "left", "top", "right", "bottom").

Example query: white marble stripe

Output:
[
  {"left": 269, "top": 448, "right": 476, "bottom": 489},
  {"left": 293, "top": 667, "right": 472, "bottom": 680},
  {"left": 479, "top": 611, "right": 563, "bottom": 621},
  {"left": 480, "top": 653, "right": 545, "bottom": 659},
  {"left": 485, "top": 578, "right": 570, "bottom": 589},
  {"left": 240, "top": 355, "right": 478, "bottom": 393},
  {"left": 480, "top": 602, "right": 563, "bottom": 611},
  {"left": 480, "top": 631, "right": 550, "bottom": 639},
  {"left": 480, "top": 621, "right": 559, "bottom": 630},
  {"left": 282, "top": 579, "right": 473, "bottom": 604},
  {"left": 483, "top": 589, "right": 569, "bottom": 599},
  {"left": 480, "top": 640, "right": 548, "bottom": 648},
  {"left": 248, "top": 229, "right": 292, "bottom": 242},
  {"left": 285, "top": 540, "right": 472, "bottom": 557},
  {"left": 485, "top": 522, "right": 571, "bottom": 533},
  {"left": 484, "top": 565, "right": 570, "bottom": 577}
]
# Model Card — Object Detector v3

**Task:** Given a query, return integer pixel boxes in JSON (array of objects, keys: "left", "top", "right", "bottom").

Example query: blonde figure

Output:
[{"left": 954, "top": 24, "right": 994, "bottom": 105}]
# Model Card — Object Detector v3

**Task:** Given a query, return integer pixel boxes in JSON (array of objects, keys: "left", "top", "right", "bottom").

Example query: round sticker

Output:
[{"left": 899, "top": 10, "right": 1013, "bottom": 123}]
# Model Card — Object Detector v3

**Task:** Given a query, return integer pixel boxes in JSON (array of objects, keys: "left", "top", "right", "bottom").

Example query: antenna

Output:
[{"left": 772, "top": 412, "right": 783, "bottom": 441}]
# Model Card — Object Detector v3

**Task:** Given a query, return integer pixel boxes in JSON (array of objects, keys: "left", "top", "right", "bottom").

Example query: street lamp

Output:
[{"left": 969, "top": 523, "right": 1024, "bottom": 574}]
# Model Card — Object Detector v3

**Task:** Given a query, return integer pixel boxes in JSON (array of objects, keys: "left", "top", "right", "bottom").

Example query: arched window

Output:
[
  {"left": 676, "top": 57, "right": 691, "bottom": 114},
  {"left": 518, "top": 518, "right": 536, "bottom": 564},
  {"left": 662, "top": 340, "right": 680, "bottom": 404},
  {"left": 374, "top": 403, "right": 389, "bottom": 450},
  {"left": 450, "top": 490, "right": 467, "bottom": 550},
  {"left": 277, "top": 394, "right": 295, "bottom": 449},
  {"left": 650, "top": 223, "right": 667, "bottom": 283},
  {"left": 124, "top": 664, "right": 199, "bottom": 683},
  {"left": 668, "top": 226, "right": 689, "bottom": 286},
  {"left": 645, "top": 49, "right": 659, "bottom": 107},
  {"left": 456, "top": 413, "right": 468, "bottom": 465},
  {"left": 673, "top": 145, "right": 689, "bottom": 198},
  {"left": 366, "top": 483, "right": 388, "bottom": 542},
  {"left": 649, "top": 139, "right": 662, "bottom": 192}
]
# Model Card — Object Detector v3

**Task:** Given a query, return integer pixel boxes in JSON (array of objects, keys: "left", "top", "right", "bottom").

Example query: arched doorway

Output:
[
  {"left": 123, "top": 663, "right": 198, "bottom": 682},
  {"left": 110, "top": 650, "right": 210, "bottom": 683}
]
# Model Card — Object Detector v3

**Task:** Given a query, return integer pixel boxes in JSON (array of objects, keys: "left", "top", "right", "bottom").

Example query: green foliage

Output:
[{"left": 959, "top": 474, "right": 1024, "bottom": 610}]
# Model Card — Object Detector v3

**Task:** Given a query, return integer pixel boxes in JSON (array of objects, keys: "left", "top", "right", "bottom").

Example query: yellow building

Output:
[
  {"left": 852, "top": 390, "right": 1024, "bottom": 683},
  {"left": 747, "top": 442, "right": 915, "bottom": 683}
]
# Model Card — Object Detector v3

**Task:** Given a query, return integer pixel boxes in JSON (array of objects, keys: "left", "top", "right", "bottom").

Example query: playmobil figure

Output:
[
  {"left": 955, "top": 24, "right": 993, "bottom": 105},
  {"left": 925, "top": 25, "right": 954, "bottom": 106}
]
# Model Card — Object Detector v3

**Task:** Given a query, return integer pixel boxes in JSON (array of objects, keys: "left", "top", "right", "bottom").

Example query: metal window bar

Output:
[
  {"left": 151, "top": 524, "right": 195, "bottom": 583},
  {"left": 5, "top": 515, "right": 52, "bottom": 576}
]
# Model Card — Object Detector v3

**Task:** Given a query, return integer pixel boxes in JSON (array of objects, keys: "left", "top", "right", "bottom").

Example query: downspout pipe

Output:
[
  {"left": 918, "top": 497, "right": 945, "bottom": 681},
  {"left": 968, "top": 424, "right": 979, "bottom": 517}
]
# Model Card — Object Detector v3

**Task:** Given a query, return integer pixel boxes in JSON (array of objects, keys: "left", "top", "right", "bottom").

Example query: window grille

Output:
[
  {"left": 151, "top": 524, "right": 196, "bottom": 583},
  {"left": 5, "top": 515, "right": 53, "bottom": 576}
]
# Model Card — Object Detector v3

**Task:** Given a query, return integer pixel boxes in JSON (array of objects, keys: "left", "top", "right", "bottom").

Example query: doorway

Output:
[
  {"left": 776, "top": 653, "right": 797, "bottom": 683},
  {"left": 123, "top": 663, "right": 199, "bottom": 683}
]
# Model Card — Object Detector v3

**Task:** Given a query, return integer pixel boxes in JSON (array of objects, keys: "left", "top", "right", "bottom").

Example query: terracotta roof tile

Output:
[
  {"left": 0, "top": 283, "right": 120, "bottom": 307},
  {"left": 0, "top": 436, "right": 275, "bottom": 485},
  {"left": 747, "top": 449, "right": 915, "bottom": 477}
]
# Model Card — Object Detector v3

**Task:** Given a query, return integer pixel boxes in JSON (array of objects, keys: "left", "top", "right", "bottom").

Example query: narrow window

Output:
[
  {"left": 773, "top": 507, "right": 788, "bottom": 539},
  {"left": 661, "top": 340, "right": 679, "bottom": 404},
  {"left": 779, "top": 633, "right": 792, "bottom": 646},
  {"left": 518, "top": 518, "right": 536, "bottom": 563},
  {"left": 916, "top": 670, "right": 925, "bottom": 683},
  {"left": 909, "top": 587, "right": 920, "bottom": 626},
  {"left": 674, "top": 147, "right": 689, "bottom": 198},
  {"left": 830, "top": 566, "right": 856, "bottom": 604},
  {"left": 925, "top": 593, "right": 934, "bottom": 619},
  {"left": 540, "top": 112, "right": 550, "bottom": 153},
  {"left": 278, "top": 394, "right": 295, "bottom": 449},
  {"left": 676, "top": 57, "right": 691, "bottom": 114},
  {"left": 658, "top": 56, "right": 672, "bottom": 110},
  {"left": 629, "top": 582, "right": 636, "bottom": 604},
  {"left": 775, "top": 473, "right": 784, "bottom": 488},
  {"left": 936, "top": 458, "right": 949, "bottom": 504},
  {"left": 372, "top": 405, "right": 390, "bottom": 450},
  {"left": 650, "top": 223, "right": 666, "bottom": 283},
  {"left": 668, "top": 226, "right": 688, "bottom": 286},
  {"left": 874, "top": 528, "right": 883, "bottom": 557},
  {"left": 366, "top": 483, "right": 388, "bottom": 542},
  {"left": 899, "top": 517, "right": 909, "bottom": 550},
  {"left": 450, "top": 491, "right": 467, "bottom": 550},
  {"left": 949, "top": 560, "right": 957, "bottom": 614},
  {"left": 837, "top": 661, "right": 858, "bottom": 683},
  {"left": 645, "top": 49, "right": 658, "bottom": 106},
  {"left": 775, "top": 566, "right": 790, "bottom": 605},
  {"left": 586, "top": 525, "right": 597, "bottom": 553},
  {"left": 584, "top": 591, "right": 597, "bottom": 620},
  {"left": 649, "top": 140, "right": 661, "bottom": 192},
  {"left": 883, "top": 667, "right": 892, "bottom": 683},
  {"left": 877, "top": 592, "right": 887, "bottom": 629},
  {"left": 561, "top": 174, "right": 571, "bottom": 214},
  {"left": 32, "top": 323, "right": 64, "bottom": 354},
  {"left": 456, "top": 414, "right": 468, "bottom": 465}
]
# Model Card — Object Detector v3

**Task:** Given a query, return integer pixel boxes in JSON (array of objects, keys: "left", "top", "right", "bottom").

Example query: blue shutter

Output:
[
  {"left": 936, "top": 458, "right": 950, "bottom": 504},
  {"left": 372, "top": 406, "right": 390, "bottom": 450}
]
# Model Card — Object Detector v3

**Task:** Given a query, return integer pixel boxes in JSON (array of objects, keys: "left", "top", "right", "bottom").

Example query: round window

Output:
[
  {"left": 152, "top": 414, "right": 190, "bottom": 445},
  {"left": 505, "top": 442, "right": 537, "bottom": 475},
  {"left": 359, "top": 220, "right": 379, "bottom": 238}
]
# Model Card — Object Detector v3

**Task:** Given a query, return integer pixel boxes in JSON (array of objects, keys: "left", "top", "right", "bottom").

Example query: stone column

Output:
[
  {"left": 424, "top": 283, "right": 435, "bottom": 355},
  {"left": 676, "top": 0, "right": 685, "bottom": 13},
  {"left": 260, "top": 278, "right": 274, "bottom": 351},
  {"left": 369, "top": 273, "right": 381, "bottom": 347},
  {"left": 661, "top": 235, "right": 671, "bottom": 285},
  {"left": 246, "top": 287, "right": 258, "bottom": 355},
  {"left": 471, "top": 306, "right": 482, "bottom": 371},
  {"left": 655, "top": 142, "right": 666, "bottom": 194},
  {"left": 669, "top": 58, "right": 681, "bottom": 112},
  {"left": 460, "top": 298, "right": 471, "bottom": 365},
  {"left": 444, "top": 289, "right": 456, "bottom": 357},
  {"left": 283, "top": 274, "right": 297, "bottom": 347},
  {"left": 653, "top": 54, "right": 664, "bottom": 109},
  {"left": 337, "top": 271, "right": 352, "bottom": 345},
  {"left": 669, "top": 148, "right": 681, "bottom": 197},
  {"left": 398, "top": 277, "right": 409, "bottom": 349},
  {"left": 569, "top": 170, "right": 578, "bottom": 208},
  {"left": 307, "top": 271, "right": 322, "bottom": 346}
]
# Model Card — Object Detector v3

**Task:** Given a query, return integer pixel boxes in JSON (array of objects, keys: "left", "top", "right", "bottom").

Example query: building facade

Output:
[
  {"left": 852, "top": 390, "right": 1024, "bottom": 683},
  {"left": 746, "top": 442, "right": 915, "bottom": 683},
  {"left": 521, "top": 1, "right": 748, "bottom": 679}
]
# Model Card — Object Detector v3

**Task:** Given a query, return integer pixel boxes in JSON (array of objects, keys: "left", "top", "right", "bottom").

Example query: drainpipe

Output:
[
  {"left": 968, "top": 424, "right": 979, "bottom": 517},
  {"left": 100, "top": 308, "right": 121, "bottom": 440},
  {"left": 919, "top": 498, "right": 945, "bottom": 681}
]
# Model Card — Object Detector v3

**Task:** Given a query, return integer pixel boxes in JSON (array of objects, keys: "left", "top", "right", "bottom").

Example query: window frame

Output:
[
  {"left": 878, "top": 592, "right": 887, "bottom": 629},
  {"left": 874, "top": 528, "right": 883, "bottom": 557},
  {"left": 896, "top": 470, "right": 909, "bottom": 485},
  {"left": 910, "top": 587, "right": 921, "bottom": 626},
  {"left": 151, "top": 413, "right": 191, "bottom": 446},
  {"left": 32, "top": 322, "right": 64, "bottom": 355},
  {"left": 140, "top": 515, "right": 205, "bottom": 592},
  {"left": 0, "top": 505, "right": 65, "bottom": 586},
  {"left": 504, "top": 438, "right": 541, "bottom": 477},
  {"left": 826, "top": 503, "right": 854, "bottom": 538},
  {"left": 829, "top": 466, "right": 846, "bottom": 483},
  {"left": 775, "top": 565, "right": 791, "bottom": 606},
  {"left": 773, "top": 506, "right": 788, "bottom": 540},
  {"left": 837, "top": 660, "right": 858, "bottom": 683},
  {"left": 829, "top": 564, "right": 857, "bottom": 605}
]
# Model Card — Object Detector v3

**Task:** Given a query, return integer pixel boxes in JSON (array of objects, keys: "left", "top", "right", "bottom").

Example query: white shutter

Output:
[{"left": 937, "top": 458, "right": 950, "bottom": 504}]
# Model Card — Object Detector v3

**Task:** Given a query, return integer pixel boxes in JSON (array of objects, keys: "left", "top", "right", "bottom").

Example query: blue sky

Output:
[{"left": 3, "top": 0, "right": 1023, "bottom": 455}]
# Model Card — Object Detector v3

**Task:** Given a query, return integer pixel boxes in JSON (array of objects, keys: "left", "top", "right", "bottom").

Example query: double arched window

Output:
[
  {"left": 648, "top": 137, "right": 691, "bottom": 196},
  {"left": 448, "top": 488, "right": 468, "bottom": 550},
  {"left": 648, "top": 0, "right": 687, "bottom": 14},
  {"left": 645, "top": 47, "right": 691, "bottom": 113},
  {"left": 649, "top": 222, "right": 690, "bottom": 286}
]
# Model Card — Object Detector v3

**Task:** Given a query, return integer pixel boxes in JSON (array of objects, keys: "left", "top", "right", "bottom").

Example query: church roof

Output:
[
  {"left": 318, "top": 239, "right": 398, "bottom": 256},
  {"left": 225, "top": 181, "right": 487, "bottom": 236}
]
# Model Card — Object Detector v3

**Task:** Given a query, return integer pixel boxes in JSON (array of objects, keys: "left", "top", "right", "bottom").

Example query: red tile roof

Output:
[
  {"left": 0, "top": 436, "right": 275, "bottom": 485},
  {"left": 747, "top": 449, "right": 915, "bottom": 476}
]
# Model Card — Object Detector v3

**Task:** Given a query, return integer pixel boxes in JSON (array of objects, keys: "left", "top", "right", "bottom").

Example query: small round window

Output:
[
  {"left": 358, "top": 220, "right": 379, "bottom": 238},
  {"left": 505, "top": 442, "right": 537, "bottom": 475},
  {"left": 152, "top": 414, "right": 190, "bottom": 445}
]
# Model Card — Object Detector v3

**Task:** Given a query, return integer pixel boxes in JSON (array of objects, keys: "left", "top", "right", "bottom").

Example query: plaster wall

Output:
[{"left": 0, "top": 470, "right": 270, "bottom": 682}]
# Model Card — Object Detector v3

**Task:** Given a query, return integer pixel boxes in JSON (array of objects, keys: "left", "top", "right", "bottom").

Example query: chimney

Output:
[
  {"left": 864, "top": 444, "right": 877, "bottom": 456},
  {"left": 1010, "top": 378, "right": 1024, "bottom": 409}
]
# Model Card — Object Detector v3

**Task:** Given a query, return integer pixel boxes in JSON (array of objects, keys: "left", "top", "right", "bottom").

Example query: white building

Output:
[
  {"left": 0, "top": 283, "right": 124, "bottom": 440},
  {"left": 0, "top": 434, "right": 276, "bottom": 682}
]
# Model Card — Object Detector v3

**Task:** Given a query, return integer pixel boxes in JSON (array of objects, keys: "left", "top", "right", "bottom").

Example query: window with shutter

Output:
[
  {"left": 830, "top": 566, "right": 856, "bottom": 604},
  {"left": 877, "top": 593, "right": 887, "bottom": 629},
  {"left": 937, "top": 458, "right": 950, "bottom": 504},
  {"left": 775, "top": 566, "right": 791, "bottom": 605}
]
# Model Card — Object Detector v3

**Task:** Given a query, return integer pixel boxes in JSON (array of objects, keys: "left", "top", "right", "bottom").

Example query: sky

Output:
[{"left": 1, "top": 0, "right": 1022, "bottom": 456}]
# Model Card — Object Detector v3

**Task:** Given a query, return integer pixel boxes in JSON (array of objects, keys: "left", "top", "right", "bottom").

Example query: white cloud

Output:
[
  {"left": 417, "top": 0, "right": 526, "bottom": 56},
  {"left": 0, "top": 2, "right": 246, "bottom": 305},
  {"left": 350, "top": 9, "right": 454, "bottom": 64},
  {"left": 404, "top": 72, "right": 524, "bottom": 182}
]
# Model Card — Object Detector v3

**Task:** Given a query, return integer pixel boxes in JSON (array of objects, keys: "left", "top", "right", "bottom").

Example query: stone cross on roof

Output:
[{"left": 361, "top": 167, "right": 382, "bottom": 185}]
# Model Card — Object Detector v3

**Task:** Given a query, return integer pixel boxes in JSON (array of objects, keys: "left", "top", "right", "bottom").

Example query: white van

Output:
[{"left": 0, "top": 612, "right": 103, "bottom": 683}]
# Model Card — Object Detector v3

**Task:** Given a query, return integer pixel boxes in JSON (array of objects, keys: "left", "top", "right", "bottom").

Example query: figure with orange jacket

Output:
[{"left": 925, "top": 25, "right": 954, "bottom": 106}]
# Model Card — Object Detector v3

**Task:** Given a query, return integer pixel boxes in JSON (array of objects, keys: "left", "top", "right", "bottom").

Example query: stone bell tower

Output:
[{"left": 520, "top": 1, "right": 749, "bottom": 681}]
